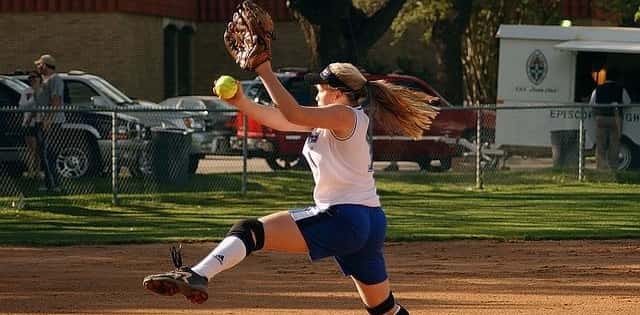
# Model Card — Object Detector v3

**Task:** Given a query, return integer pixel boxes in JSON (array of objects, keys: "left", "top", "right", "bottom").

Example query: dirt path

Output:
[{"left": 1, "top": 240, "right": 639, "bottom": 315}]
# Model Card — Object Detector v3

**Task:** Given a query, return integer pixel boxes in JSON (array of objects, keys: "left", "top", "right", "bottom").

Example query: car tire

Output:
[
  {"left": 52, "top": 137, "right": 99, "bottom": 179},
  {"left": 427, "top": 157, "right": 452, "bottom": 172},
  {"left": 417, "top": 158, "right": 451, "bottom": 171},
  {"left": 265, "top": 155, "right": 307, "bottom": 171}
]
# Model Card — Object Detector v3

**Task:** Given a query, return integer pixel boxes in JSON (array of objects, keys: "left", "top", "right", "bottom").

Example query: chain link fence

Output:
[
  {"left": 2, "top": 104, "right": 639, "bottom": 208},
  {"left": 0, "top": 107, "right": 245, "bottom": 208},
  {"left": 462, "top": 103, "right": 640, "bottom": 188}
]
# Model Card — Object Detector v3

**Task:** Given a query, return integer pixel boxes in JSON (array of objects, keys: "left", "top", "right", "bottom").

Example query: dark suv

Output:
[
  {"left": 1, "top": 72, "right": 191, "bottom": 179},
  {"left": 232, "top": 68, "right": 494, "bottom": 171}
]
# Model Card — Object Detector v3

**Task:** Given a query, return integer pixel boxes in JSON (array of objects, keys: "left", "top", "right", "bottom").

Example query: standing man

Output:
[
  {"left": 589, "top": 67, "right": 631, "bottom": 170},
  {"left": 34, "top": 54, "right": 65, "bottom": 191}
]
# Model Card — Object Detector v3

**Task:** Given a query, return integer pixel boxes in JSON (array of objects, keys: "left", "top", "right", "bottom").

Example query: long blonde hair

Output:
[{"left": 328, "top": 63, "right": 439, "bottom": 139}]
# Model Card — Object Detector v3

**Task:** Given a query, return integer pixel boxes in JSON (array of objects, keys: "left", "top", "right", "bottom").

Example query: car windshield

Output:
[
  {"left": 2, "top": 77, "right": 28, "bottom": 92},
  {"left": 89, "top": 78, "right": 133, "bottom": 105}
]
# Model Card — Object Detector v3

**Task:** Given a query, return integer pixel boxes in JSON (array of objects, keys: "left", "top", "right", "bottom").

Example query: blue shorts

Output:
[{"left": 289, "top": 204, "right": 387, "bottom": 285}]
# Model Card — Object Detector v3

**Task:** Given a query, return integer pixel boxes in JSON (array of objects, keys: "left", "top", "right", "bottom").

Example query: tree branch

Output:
[
  {"left": 356, "top": 0, "right": 408, "bottom": 48},
  {"left": 286, "top": 0, "right": 351, "bottom": 25}
]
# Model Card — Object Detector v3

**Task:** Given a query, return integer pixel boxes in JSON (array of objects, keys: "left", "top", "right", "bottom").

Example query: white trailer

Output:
[{"left": 495, "top": 25, "right": 640, "bottom": 169}]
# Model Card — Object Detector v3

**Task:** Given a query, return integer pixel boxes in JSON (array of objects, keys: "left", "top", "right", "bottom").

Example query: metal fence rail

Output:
[{"left": 1, "top": 104, "right": 639, "bottom": 208}]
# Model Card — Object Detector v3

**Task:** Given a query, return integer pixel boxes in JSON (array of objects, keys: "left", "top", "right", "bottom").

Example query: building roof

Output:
[
  {"left": 497, "top": 24, "right": 640, "bottom": 42},
  {"left": 0, "top": 0, "right": 293, "bottom": 21}
]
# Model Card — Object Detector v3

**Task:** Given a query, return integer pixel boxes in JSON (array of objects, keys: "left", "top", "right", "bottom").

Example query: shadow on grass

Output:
[{"left": 3, "top": 173, "right": 264, "bottom": 197}]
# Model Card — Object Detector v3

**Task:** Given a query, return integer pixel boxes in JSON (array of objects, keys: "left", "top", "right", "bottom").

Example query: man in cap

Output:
[{"left": 34, "top": 54, "right": 64, "bottom": 191}]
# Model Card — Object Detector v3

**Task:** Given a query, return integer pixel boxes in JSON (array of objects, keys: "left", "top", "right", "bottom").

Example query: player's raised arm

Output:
[{"left": 213, "top": 76, "right": 311, "bottom": 132}]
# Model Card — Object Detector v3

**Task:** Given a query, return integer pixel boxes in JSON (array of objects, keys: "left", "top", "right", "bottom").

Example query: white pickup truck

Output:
[{"left": 495, "top": 24, "right": 640, "bottom": 170}]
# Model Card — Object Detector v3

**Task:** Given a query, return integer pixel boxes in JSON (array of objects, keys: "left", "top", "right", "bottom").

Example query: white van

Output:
[{"left": 495, "top": 24, "right": 640, "bottom": 169}]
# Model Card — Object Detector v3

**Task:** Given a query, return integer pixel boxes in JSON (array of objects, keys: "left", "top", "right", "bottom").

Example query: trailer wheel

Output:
[{"left": 618, "top": 139, "right": 640, "bottom": 170}]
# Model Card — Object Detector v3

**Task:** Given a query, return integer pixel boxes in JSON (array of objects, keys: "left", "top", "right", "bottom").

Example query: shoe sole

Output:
[{"left": 143, "top": 276, "right": 208, "bottom": 302}]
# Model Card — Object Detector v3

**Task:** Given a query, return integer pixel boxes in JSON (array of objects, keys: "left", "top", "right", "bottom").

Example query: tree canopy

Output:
[{"left": 287, "top": 0, "right": 638, "bottom": 104}]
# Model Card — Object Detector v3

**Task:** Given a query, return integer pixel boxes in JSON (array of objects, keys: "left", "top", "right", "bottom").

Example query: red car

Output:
[{"left": 232, "top": 69, "right": 495, "bottom": 171}]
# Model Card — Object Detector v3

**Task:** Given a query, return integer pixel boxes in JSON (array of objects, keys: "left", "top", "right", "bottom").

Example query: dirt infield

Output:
[{"left": 1, "top": 240, "right": 639, "bottom": 315}]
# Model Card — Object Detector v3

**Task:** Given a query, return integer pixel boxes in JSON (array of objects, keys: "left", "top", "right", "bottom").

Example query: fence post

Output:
[
  {"left": 579, "top": 104, "right": 585, "bottom": 182},
  {"left": 111, "top": 109, "right": 119, "bottom": 206},
  {"left": 475, "top": 103, "right": 484, "bottom": 190},
  {"left": 241, "top": 113, "right": 248, "bottom": 195}
]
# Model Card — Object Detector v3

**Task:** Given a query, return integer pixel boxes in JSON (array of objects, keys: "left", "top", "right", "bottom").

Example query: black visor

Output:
[{"left": 304, "top": 67, "right": 353, "bottom": 91}]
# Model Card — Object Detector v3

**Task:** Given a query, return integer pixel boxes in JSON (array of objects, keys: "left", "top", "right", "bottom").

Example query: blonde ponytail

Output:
[
  {"left": 366, "top": 81, "right": 439, "bottom": 139},
  {"left": 316, "top": 62, "right": 439, "bottom": 137}
]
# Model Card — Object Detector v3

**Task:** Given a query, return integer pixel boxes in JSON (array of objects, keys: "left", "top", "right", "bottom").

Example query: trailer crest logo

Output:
[{"left": 526, "top": 50, "right": 548, "bottom": 85}]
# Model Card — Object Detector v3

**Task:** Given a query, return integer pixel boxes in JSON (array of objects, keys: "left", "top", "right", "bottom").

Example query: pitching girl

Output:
[{"left": 144, "top": 61, "right": 438, "bottom": 315}]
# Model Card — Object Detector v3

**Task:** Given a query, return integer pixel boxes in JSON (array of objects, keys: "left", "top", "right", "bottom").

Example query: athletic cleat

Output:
[
  {"left": 143, "top": 266, "right": 209, "bottom": 301},
  {"left": 143, "top": 245, "right": 209, "bottom": 303}
]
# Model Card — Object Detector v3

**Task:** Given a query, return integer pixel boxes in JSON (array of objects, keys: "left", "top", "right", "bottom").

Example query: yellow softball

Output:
[{"left": 214, "top": 75, "right": 239, "bottom": 100}]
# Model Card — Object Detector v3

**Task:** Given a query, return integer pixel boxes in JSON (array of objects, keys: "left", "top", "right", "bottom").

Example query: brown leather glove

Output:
[{"left": 223, "top": 1, "right": 274, "bottom": 71}]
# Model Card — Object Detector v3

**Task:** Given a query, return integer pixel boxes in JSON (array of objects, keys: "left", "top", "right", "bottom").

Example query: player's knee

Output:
[
  {"left": 366, "top": 292, "right": 409, "bottom": 315},
  {"left": 226, "top": 218, "right": 264, "bottom": 255}
]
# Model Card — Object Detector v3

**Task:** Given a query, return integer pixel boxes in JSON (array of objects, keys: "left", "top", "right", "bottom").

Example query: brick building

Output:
[
  {"left": 0, "top": 0, "right": 615, "bottom": 102},
  {"left": 561, "top": 0, "right": 621, "bottom": 26},
  {"left": 0, "top": 0, "right": 310, "bottom": 101}
]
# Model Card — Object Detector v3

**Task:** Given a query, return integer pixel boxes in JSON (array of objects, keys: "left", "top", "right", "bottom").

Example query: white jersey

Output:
[{"left": 302, "top": 106, "right": 380, "bottom": 209}]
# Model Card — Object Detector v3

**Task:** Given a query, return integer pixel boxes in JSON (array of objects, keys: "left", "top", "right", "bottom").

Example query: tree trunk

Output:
[
  {"left": 287, "top": 0, "right": 407, "bottom": 70},
  {"left": 430, "top": 0, "right": 473, "bottom": 106}
]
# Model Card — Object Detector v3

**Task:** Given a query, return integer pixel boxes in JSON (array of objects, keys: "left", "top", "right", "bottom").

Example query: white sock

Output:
[{"left": 191, "top": 236, "right": 247, "bottom": 280}]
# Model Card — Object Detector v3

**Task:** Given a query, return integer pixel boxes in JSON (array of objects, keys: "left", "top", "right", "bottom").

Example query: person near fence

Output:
[
  {"left": 18, "top": 71, "right": 44, "bottom": 180},
  {"left": 143, "top": 62, "right": 438, "bottom": 315},
  {"left": 589, "top": 67, "right": 631, "bottom": 170},
  {"left": 34, "top": 54, "right": 64, "bottom": 191}
]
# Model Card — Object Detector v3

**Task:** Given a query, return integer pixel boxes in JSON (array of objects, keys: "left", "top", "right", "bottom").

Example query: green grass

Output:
[{"left": 1, "top": 170, "right": 639, "bottom": 245}]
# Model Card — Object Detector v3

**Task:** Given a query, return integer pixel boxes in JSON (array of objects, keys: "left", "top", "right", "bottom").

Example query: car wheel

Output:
[
  {"left": 428, "top": 157, "right": 452, "bottom": 172},
  {"left": 53, "top": 141, "right": 98, "bottom": 179},
  {"left": 265, "top": 155, "right": 307, "bottom": 171},
  {"left": 617, "top": 139, "right": 640, "bottom": 170}
]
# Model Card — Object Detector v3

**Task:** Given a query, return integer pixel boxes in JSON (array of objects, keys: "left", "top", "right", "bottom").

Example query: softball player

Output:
[{"left": 144, "top": 61, "right": 438, "bottom": 315}]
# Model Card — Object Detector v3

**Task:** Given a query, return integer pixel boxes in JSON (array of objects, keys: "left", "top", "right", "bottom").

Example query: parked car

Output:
[
  {"left": 0, "top": 74, "right": 152, "bottom": 179},
  {"left": 159, "top": 96, "right": 237, "bottom": 162},
  {"left": 232, "top": 68, "right": 494, "bottom": 171},
  {"left": 4, "top": 71, "right": 194, "bottom": 179}
]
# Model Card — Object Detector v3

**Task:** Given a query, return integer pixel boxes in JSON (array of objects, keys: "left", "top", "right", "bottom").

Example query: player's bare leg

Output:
[{"left": 259, "top": 211, "right": 308, "bottom": 253}]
